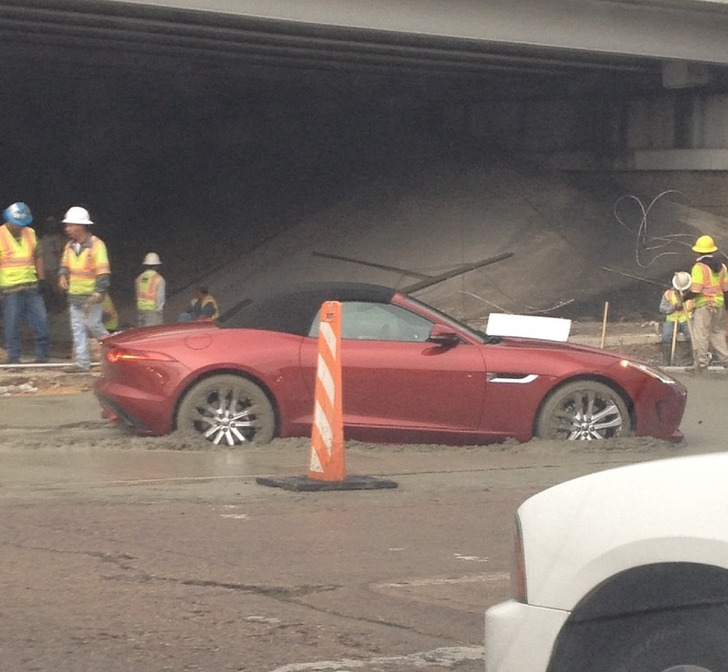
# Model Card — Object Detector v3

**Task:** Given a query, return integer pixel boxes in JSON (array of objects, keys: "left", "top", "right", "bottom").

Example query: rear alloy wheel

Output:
[
  {"left": 176, "top": 375, "right": 275, "bottom": 445},
  {"left": 535, "top": 380, "right": 630, "bottom": 440}
]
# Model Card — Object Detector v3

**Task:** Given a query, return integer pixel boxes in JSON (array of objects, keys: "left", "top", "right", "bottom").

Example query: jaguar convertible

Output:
[{"left": 94, "top": 282, "right": 687, "bottom": 446}]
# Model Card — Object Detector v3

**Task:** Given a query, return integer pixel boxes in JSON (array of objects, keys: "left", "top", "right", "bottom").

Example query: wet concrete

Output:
[{"left": 0, "top": 374, "right": 724, "bottom": 670}]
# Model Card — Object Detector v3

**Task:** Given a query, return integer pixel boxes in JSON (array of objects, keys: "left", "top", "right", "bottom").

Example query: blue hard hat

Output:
[{"left": 3, "top": 202, "right": 33, "bottom": 227}]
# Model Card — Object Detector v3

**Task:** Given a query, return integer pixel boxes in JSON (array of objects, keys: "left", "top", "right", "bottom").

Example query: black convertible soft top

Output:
[{"left": 220, "top": 282, "right": 397, "bottom": 336}]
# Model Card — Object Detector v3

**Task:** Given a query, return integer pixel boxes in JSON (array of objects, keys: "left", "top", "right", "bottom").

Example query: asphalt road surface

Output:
[{"left": 0, "top": 372, "right": 723, "bottom": 672}]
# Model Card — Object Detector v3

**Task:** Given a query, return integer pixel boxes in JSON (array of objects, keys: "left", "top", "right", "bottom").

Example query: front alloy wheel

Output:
[{"left": 536, "top": 380, "right": 630, "bottom": 440}]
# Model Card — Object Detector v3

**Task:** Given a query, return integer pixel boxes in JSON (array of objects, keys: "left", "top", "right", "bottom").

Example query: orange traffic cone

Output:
[
  {"left": 255, "top": 300, "right": 396, "bottom": 492},
  {"left": 308, "top": 300, "right": 346, "bottom": 482}
]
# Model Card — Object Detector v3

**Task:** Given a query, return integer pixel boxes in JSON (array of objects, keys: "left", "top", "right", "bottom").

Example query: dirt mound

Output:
[{"left": 162, "top": 138, "right": 728, "bottom": 326}]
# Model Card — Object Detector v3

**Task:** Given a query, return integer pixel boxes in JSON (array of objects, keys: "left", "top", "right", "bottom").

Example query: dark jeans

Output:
[
  {"left": 1, "top": 288, "right": 51, "bottom": 362},
  {"left": 661, "top": 319, "right": 691, "bottom": 344}
]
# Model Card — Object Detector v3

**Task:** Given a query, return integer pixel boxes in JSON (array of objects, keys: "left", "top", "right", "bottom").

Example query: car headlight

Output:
[{"left": 620, "top": 359, "right": 679, "bottom": 385}]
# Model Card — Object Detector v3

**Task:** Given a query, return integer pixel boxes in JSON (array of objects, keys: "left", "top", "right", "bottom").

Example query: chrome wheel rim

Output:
[
  {"left": 550, "top": 388, "right": 624, "bottom": 440},
  {"left": 190, "top": 385, "right": 261, "bottom": 445}
]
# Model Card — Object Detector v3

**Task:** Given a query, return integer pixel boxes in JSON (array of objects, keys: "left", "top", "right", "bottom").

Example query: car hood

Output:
[
  {"left": 522, "top": 451, "right": 728, "bottom": 521},
  {"left": 518, "top": 451, "right": 728, "bottom": 610},
  {"left": 492, "top": 335, "right": 633, "bottom": 359}
]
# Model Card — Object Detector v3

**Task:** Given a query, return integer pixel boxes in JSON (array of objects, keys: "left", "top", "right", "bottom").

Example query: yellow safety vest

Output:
[
  {"left": 691, "top": 261, "right": 727, "bottom": 309},
  {"left": 61, "top": 235, "right": 111, "bottom": 295},
  {"left": 0, "top": 224, "right": 38, "bottom": 288},
  {"left": 201, "top": 295, "right": 219, "bottom": 321},
  {"left": 190, "top": 295, "right": 219, "bottom": 321},
  {"left": 136, "top": 270, "right": 162, "bottom": 311},
  {"left": 664, "top": 289, "right": 694, "bottom": 323}
]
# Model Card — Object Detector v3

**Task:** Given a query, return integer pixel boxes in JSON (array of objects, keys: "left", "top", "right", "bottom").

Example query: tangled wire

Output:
[{"left": 613, "top": 190, "right": 697, "bottom": 268}]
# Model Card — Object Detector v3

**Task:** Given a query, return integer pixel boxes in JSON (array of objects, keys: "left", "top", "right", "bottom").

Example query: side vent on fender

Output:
[{"left": 487, "top": 373, "right": 539, "bottom": 384}]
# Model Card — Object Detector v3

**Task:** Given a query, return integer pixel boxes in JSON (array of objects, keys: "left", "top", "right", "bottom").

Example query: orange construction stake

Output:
[{"left": 308, "top": 301, "right": 346, "bottom": 482}]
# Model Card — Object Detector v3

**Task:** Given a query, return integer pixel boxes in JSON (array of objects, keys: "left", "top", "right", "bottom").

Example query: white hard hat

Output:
[
  {"left": 62, "top": 206, "right": 94, "bottom": 226},
  {"left": 143, "top": 252, "right": 161, "bottom": 265},
  {"left": 672, "top": 271, "right": 692, "bottom": 292}
]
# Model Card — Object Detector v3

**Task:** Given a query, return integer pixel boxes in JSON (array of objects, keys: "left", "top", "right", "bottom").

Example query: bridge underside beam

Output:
[
  {"left": 111, "top": 0, "right": 728, "bottom": 65},
  {"left": 0, "top": 0, "right": 726, "bottom": 90}
]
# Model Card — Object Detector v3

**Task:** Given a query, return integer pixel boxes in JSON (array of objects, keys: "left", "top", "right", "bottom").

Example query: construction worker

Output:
[
  {"left": 681, "top": 234, "right": 728, "bottom": 373},
  {"left": 58, "top": 206, "right": 111, "bottom": 372},
  {"left": 659, "top": 271, "right": 694, "bottom": 366},
  {"left": 0, "top": 202, "right": 51, "bottom": 364},
  {"left": 39, "top": 215, "right": 67, "bottom": 313},
  {"left": 178, "top": 285, "right": 219, "bottom": 323},
  {"left": 135, "top": 252, "right": 165, "bottom": 327}
]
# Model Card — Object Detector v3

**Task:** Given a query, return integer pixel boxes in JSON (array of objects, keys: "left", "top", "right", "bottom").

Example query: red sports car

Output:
[{"left": 94, "top": 282, "right": 687, "bottom": 446}]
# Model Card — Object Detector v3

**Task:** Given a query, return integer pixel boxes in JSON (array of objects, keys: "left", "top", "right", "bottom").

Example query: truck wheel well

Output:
[{"left": 548, "top": 562, "right": 728, "bottom": 672}]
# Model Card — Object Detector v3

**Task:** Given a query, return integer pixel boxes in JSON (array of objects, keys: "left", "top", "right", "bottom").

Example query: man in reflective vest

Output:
[
  {"left": 58, "top": 206, "right": 111, "bottom": 372},
  {"left": 659, "top": 271, "right": 694, "bottom": 366},
  {"left": 0, "top": 202, "right": 51, "bottom": 364},
  {"left": 178, "top": 285, "right": 219, "bottom": 323},
  {"left": 135, "top": 252, "right": 166, "bottom": 327},
  {"left": 681, "top": 234, "right": 728, "bottom": 373}
]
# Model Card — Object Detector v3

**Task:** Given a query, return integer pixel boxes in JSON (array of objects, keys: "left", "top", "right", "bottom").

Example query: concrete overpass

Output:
[
  {"left": 109, "top": 0, "right": 728, "bottom": 65},
  {"left": 3, "top": 0, "right": 728, "bottom": 85},
  {"left": 1, "top": 0, "right": 728, "bottom": 221}
]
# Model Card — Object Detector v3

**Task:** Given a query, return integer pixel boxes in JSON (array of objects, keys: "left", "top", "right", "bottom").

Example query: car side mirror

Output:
[{"left": 427, "top": 324, "right": 460, "bottom": 346}]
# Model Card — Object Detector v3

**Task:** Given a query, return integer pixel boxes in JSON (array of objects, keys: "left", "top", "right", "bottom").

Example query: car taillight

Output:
[
  {"left": 510, "top": 515, "right": 527, "bottom": 603},
  {"left": 105, "top": 347, "right": 176, "bottom": 364}
]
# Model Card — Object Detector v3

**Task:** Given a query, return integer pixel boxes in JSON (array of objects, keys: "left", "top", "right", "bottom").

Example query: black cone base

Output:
[{"left": 255, "top": 475, "right": 398, "bottom": 491}]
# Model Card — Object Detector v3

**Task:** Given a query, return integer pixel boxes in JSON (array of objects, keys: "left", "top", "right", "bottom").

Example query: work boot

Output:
[
  {"left": 661, "top": 344, "right": 673, "bottom": 366},
  {"left": 63, "top": 364, "right": 91, "bottom": 373}
]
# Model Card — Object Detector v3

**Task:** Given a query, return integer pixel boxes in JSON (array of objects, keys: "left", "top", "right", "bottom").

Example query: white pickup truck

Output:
[{"left": 485, "top": 451, "right": 728, "bottom": 672}]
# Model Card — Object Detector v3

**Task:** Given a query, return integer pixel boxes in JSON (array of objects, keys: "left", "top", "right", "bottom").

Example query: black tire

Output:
[
  {"left": 175, "top": 374, "right": 275, "bottom": 445},
  {"left": 553, "top": 606, "right": 728, "bottom": 672},
  {"left": 535, "top": 380, "right": 630, "bottom": 440}
]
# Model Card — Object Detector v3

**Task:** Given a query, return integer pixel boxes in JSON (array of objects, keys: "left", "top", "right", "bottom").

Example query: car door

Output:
[{"left": 300, "top": 301, "right": 486, "bottom": 433}]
